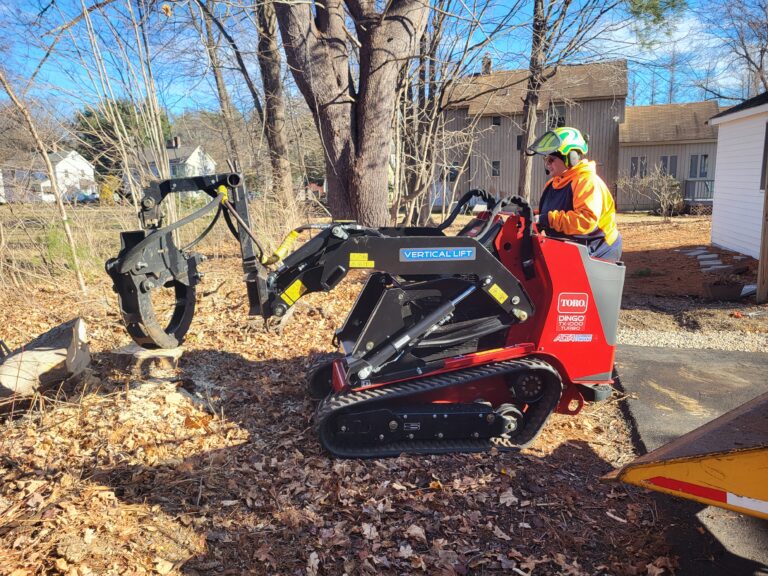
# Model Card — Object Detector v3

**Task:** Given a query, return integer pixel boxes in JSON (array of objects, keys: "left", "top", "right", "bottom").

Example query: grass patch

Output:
[{"left": 631, "top": 267, "right": 664, "bottom": 278}]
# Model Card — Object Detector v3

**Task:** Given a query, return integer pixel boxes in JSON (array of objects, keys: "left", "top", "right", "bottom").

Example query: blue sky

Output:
[{"left": 0, "top": 0, "right": 758, "bottom": 123}]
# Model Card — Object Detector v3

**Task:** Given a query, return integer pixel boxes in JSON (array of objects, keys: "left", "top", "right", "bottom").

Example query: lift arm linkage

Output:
[{"left": 252, "top": 223, "right": 534, "bottom": 323}]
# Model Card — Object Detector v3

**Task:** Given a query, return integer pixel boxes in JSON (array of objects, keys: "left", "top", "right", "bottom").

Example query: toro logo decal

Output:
[{"left": 557, "top": 292, "right": 589, "bottom": 314}]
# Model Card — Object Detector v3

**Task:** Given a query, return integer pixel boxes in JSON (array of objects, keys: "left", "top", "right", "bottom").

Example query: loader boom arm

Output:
[
  {"left": 107, "top": 174, "right": 535, "bottom": 360},
  {"left": 250, "top": 223, "right": 534, "bottom": 322}
]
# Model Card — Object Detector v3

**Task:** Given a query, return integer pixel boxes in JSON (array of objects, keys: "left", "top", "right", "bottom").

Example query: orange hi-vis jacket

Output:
[{"left": 539, "top": 160, "right": 619, "bottom": 250}]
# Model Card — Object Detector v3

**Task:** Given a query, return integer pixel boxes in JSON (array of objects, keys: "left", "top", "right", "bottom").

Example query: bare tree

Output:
[
  {"left": 517, "top": 0, "right": 624, "bottom": 201},
  {"left": 391, "top": 0, "right": 524, "bottom": 225},
  {"left": 667, "top": 46, "right": 677, "bottom": 103},
  {"left": 193, "top": 0, "right": 295, "bottom": 207},
  {"left": 197, "top": 1, "right": 244, "bottom": 168},
  {"left": 255, "top": 1, "right": 295, "bottom": 207},
  {"left": 695, "top": 0, "right": 768, "bottom": 99},
  {"left": 0, "top": 69, "right": 86, "bottom": 293},
  {"left": 275, "top": 0, "right": 429, "bottom": 225}
]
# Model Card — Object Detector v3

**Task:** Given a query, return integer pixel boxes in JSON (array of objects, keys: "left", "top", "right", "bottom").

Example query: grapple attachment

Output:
[
  {"left": 106, "top": 229, "right": 201, "bottom": 349},
  {"left": 106, "top": 173, "right": 265, "bottom": 349}
]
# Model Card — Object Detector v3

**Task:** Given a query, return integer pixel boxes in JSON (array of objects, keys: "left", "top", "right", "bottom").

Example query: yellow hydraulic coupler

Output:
[{"left": 604, "top": 390, "right": 768, "bottom": 519}]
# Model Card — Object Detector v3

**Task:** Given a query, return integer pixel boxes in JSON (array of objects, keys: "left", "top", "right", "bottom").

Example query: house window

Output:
[
  {"left": 688, "top": 154, "right": 709, "bottom": 178},
  {"left": 492, "top": 116, "right": 501, "bottom": 126},
  {"left": 689, "top": 155, "right": 698, "bottom": 178},
  {"left": 660, "top": 155, "right": 678, "bottom": 178},
  {"left": 699, "top": 154, "right": 709, "bottom": 178},
  {"left": 761, "top": 123, "right": 768, "bottom": 191},
  {"left": 546, "top": 104, "right": 566, "bottom": 130},
  {"left": 630, "top": 156, "right": 647, "bottom": 178},
  {"left": 492, "top": 161, "right": 500, "bottom": 177},
  {"left": 448, "top": 162, "right": 460, "bottom": 182}
]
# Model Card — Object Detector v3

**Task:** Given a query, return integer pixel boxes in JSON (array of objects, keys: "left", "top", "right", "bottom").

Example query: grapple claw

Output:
[{"left": 107, "top": 230, "right": 201, "bottom": 349}]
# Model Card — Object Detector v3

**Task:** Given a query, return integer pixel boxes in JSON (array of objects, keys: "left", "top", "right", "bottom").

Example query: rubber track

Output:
[{"left": 315, "top": 358, "right": 562, "bottom": 458}]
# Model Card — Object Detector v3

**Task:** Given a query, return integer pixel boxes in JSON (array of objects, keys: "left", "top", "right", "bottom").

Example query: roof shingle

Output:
[
  {"left": 446, "top": 60, "right": 628, "bottom": 116},
  {"left": 620, "top": 101, "right": 721, "bottom": 144}
]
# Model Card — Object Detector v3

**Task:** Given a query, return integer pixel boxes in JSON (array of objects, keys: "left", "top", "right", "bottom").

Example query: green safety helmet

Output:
[{"left": 527, "top": 127, "right": 588, "bottom": 167}]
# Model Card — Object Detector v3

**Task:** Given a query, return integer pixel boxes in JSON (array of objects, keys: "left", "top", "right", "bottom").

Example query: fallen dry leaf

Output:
[
  {"left": 306, "top": 551, "right": 320, "bottom": 576},
  {"left": 154, "top": 558, "right": 174, "bottom": 575},
  {"left": 405, "top": 524, "right": 427, "bottom": 544},
  {"left": 499, "top": 488, "right": 519, "bottom": 507}
]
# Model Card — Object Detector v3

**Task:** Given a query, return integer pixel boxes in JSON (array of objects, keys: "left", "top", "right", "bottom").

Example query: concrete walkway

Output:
[{"left": 615, "top": 345, "right": 768, "bottom": 575}]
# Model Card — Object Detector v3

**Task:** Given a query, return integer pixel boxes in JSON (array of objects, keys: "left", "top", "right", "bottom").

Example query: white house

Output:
[
  {"left": 0, "top": 150, "right": 97, "bottom": 203},
  {"left": 138, "top": 138, "right": 216, "bottom": 180},
  {"left": 708, "top": 92, "right": 768, "bottom": 259}
]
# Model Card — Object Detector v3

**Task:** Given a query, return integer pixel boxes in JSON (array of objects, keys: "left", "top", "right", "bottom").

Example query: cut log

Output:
[{"left": 0, "top": 318, "right": 90, "bottom": 397}]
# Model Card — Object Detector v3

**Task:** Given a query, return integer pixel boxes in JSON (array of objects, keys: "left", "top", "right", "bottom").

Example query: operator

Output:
[{"left": 527, "top": 126, "right": 622, "bottom": 261}]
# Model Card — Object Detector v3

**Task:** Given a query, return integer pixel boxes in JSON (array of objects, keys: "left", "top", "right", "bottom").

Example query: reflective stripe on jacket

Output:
[{"left": 539, "top": 160, "right": 619, "bottom": 249}]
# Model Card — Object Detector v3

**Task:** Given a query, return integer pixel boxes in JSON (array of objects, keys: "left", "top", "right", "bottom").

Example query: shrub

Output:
[
  {"left": 617, "top": 167, "right": 682, "bottom": 220},
  {"left": 99, "top": 175, "right": 122, "bottom": 205}
]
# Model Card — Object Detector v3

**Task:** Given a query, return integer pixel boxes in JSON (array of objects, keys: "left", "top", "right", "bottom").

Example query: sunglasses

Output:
[{"left": 544, "top": 155, "right": 557, "bottom": 164}]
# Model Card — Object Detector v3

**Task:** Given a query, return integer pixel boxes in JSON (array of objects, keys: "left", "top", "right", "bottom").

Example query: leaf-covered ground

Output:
[
  {"left": 9, "top": 212, "right": 760, "bottom": 575},
  {"left": 0, "top": 251, "right": 680, "bottom": 576}
]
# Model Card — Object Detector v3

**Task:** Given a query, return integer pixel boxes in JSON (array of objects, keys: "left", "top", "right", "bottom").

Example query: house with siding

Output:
[
  {"left": 0, "top": 150, "right": 96, "bottom": 203},
  {"left": 138, "top": 137, "right": 216, "bottom": 179},
  {"left": 439, "top": 60, "right": 627, "bottom": 208},
  {"left": 617, "top": 102, "right": 721, "bottom": 211},
  {"left": 708, "top": 91, "right": 768, "bottom": 260}
]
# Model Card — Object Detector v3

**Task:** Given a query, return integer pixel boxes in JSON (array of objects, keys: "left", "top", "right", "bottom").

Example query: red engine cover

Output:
[{"left": 496, "top": 214, "right": 621, "bottom": 393}]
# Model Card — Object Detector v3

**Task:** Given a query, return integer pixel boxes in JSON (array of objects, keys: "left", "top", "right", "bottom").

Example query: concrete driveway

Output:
[{"left": 615, "top": 344, "right": 768, "bottom": 576}]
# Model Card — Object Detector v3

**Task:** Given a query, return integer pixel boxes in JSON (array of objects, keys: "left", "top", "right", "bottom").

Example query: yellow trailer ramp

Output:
[{"left": 604, "top": 390, "right": 768, "bottom": 519}]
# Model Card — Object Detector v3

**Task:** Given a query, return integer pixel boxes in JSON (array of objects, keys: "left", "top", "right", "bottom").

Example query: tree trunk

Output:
[
  {"left": 275, "top": 0, "right": 428, "bottom": 225},
  {"left": 255, "top": 0, "right": 295, "bottom": 207},
  {"left": 202, "top": 2, "right": 243, "bottom": 168},
  {"left": 518, "top": 87, "right": 541, "bottom": 202},
  {"left": 275, "top": 0, "right": 355, "bottom": 218},
  {"left": 518, "top": 0, "right": 546, "bottom": 203}
]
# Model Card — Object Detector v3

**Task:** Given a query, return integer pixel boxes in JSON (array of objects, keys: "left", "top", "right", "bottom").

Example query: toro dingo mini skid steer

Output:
[{"left": 107, "top": 173, "right": 625, "bottom": 457}]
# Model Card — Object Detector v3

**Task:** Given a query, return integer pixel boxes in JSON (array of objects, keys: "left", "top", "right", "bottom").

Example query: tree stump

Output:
[
  {"left": 109, "top": 343, "right": 183, "bottom": 379},
  {"left": 0, "top": 318, "right": 90, "bottom": 397}
]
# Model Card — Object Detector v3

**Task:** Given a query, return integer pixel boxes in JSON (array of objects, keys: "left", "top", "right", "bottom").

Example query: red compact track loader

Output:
[{"left": 107, "top": 173, "right": 625, "bottom": 457}]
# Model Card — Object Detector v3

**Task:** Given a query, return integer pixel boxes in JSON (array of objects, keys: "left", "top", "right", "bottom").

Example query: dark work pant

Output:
[{"left": 591, "top": 233, "right": 622, "bottom": 262}]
